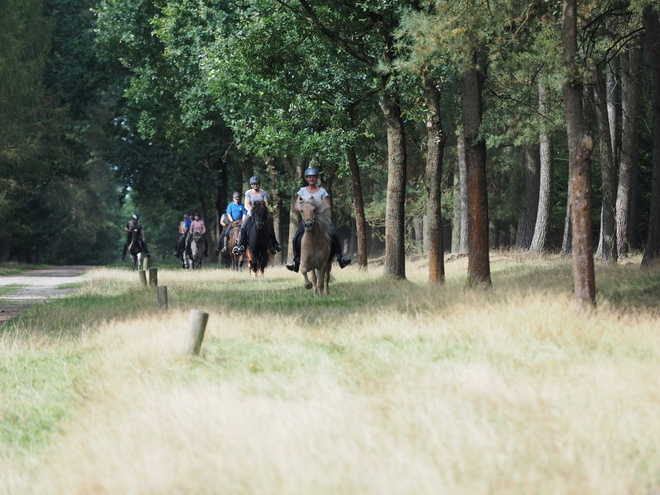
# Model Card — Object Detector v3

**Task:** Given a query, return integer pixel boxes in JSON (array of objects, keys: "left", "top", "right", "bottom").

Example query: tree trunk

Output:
[
  {"left": 642, "top": 6, "right": 660, "bottom": 269},
  {"left": 563, "top": 0, "right": 596, "bottom": 310},
  {"left": 284, "top": 156, "right": 305, "bottom": 264},
  {"left": 423, "top": 68, "right": 446, "bottom": 283},
  {"left": 592, "top": 64, "right": 618, "bottom": 264},
  {"left": 561, "top": 183, "right": 572, "bottom": 255},
  {"left": 379, "top": 87, "right": 407, "bottom": 279},
  {"left": 451, "top": 167, "right": 461, "bottom": 253},
  {"left": 457, "top": 134, "right": 469, "bottom": 253},
  {"left": 606, "top": 55, "right": 620, "bottom": 167},
  {"left": 531, "top": 81, "right": 554, "bottom": 253},
  {"left": 462, "top": 58, "right": 491, "bottom": 286},
  {"left": 617, "top": 42, "right": 642, "bottom": 256},
  {"left": 347, "top": 145, "right": 368, "bottom": 269},
  {"left": 516, "top": 144, "right": 540, "bottom": 249}
]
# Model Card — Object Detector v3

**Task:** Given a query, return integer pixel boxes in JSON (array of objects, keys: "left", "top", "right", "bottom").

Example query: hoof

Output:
[{"left": 304, "top": 282, "right": 313, "bottom": 290}]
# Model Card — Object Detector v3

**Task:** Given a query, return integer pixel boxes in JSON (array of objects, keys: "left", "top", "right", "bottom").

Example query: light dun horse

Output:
[{"left": 299, "top": 200, "right": 332, "bottom": 296}]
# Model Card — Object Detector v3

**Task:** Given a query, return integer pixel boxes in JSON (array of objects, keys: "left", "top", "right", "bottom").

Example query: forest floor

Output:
[{"left": 0, "top": 266, "right": 88, "bottom": 324}]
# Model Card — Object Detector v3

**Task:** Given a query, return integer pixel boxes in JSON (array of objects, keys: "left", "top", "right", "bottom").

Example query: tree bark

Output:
[
  {"left": 642, "top": 6, "right": 660, "bottom": 269},
  {"left": 516, "top": 144, "right": 540, "bottom": 250},
  {"left": 462, "top": 58, "right": 491, "bottom": 286},
  {"left": 616, "top": 42, "right": 641, "bottom": 256},
  {"left": 423, "top": 68, "right": 446, "bottom": 283},
  {"left": 563, "top": 0, "right": 596, "bottom": 310},
  {"left": 592, "top": 64, "right": 618, "bottom": 264},
  {"left": 457, "top": 134, "right": 469, "bottom": 253},
  {"left": 606, "top": 55, "right": 620, "bottom": 167},
  {"left": 347, "top": 145, "right": 368, "bottom": 269},
  {"left": 531, "top": 80, "right": 554, "bottom": 253},
  {"left": 284, "top": 156, "right": 304, "bottom": 264},
  {"left": 380, "top": 87, "right": 407, "bottom": 279}
]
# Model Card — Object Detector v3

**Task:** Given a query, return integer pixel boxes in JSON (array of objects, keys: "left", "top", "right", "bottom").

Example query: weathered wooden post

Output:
[
  {"left": 184, "top": 310, "right": 209, "bottom": 355},
  {"left": 157, "top": 286, "right": 168, "bottom": 310},
  {"left": 138, "top": 270, "right": 147, "bottom": 287},
  {"left": 148, "top": 267, "right": 158, "bottom": 287},
  {"left": 143, "top": 256, "right": 149, "bottom": 270}
]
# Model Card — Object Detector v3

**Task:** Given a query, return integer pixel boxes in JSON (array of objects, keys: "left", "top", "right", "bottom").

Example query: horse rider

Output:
[
  {"left": 214, "top": 192, "right": 246, "bottom": 255},
  {"left": 121, "top": 214, "right": 151, "bottom": 260},
  {"left": 174, "top": 213, "right": 189, "bottom": 257},
  {"left": 232, "top": 176, "right": 282, "bottom": 256},
  {"left": 285, "top": 167, "right": 351, "bottom": 273},
  {"left": 186, "top": 212, "right": 208, "bottom": 258}
]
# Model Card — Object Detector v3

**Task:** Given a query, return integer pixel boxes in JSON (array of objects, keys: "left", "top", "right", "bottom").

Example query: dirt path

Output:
[{"left": 0, "top": 266, "right": 89, "bottom": 323}]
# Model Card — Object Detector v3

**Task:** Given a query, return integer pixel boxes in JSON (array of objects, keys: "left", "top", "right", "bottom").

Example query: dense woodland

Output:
[{"left": 2, "top": 1, "right": 660, "bottom": 291}]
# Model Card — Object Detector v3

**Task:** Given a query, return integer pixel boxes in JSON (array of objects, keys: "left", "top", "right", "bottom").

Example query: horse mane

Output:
[{"left": 251, "top": 200, "right": 268, "bottom": 218}]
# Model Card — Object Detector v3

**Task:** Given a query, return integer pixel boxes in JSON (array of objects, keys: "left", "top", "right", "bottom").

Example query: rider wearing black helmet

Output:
[
  {"left": 232, "top": 176, "right": 282, "bottom": 256},
  {"left": 121, "top": 213, "right": 151, "bottom": 260},
  {"left": 214, "top": 191, "right": 247, "bottom": 255},
  {"left": 285, "top": 167, "right": 351, "bottom": 272}
]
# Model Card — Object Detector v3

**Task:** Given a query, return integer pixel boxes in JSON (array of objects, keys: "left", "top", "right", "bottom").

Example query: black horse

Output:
[
  {"left": 245, "top": 201, "right": 271, "bottom": 277},
  {"left": 127, "top": 228, "right": 145, "bottom": 270}
]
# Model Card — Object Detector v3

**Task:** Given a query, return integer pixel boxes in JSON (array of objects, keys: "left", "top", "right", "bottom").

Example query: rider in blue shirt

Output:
[{"left": 215, "top": 192, "right": 247, "bottom": 254}]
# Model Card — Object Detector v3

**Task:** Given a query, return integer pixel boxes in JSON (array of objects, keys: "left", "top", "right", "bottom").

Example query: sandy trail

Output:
[{"left": 0, "top": 266, "right": 89, "bottom": 323}]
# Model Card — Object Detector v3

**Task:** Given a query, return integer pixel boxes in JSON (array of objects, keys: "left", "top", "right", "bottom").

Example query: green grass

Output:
[
  {"left": 0, "top": 263, "right": 49, "bottom": 276},
  {"left": 2, "top": 256, "right": 660, "bottom": 493}
]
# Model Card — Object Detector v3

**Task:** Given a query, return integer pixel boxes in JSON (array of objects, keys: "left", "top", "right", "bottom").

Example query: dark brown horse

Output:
[
  {"left": 245, "top": 201, "right": 271, "bottom": 277},
  {"left": 228, "top": 220, "right": 244, "bottom": 270}
]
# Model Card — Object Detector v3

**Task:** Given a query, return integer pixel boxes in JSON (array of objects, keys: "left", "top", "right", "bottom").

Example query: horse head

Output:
[
  {"left": 301, "top": 202, "right": 316, "bottom": 232},
  {"left": 251, "top": 201, "right": 268, "bottom": 229}
]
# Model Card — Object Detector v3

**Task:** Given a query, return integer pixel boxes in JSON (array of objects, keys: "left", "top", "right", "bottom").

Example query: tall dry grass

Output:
[{"left": 3, "top": 255, "right": 660, "bottom": 494}]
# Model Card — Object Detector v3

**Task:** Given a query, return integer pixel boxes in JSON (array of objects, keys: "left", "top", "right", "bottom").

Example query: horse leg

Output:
[
  {"left": 301, "top": 268, "right": 313, "bottom": 290},
  {"left": 324, "top": 263, "right": 331, "bottom": 295}
]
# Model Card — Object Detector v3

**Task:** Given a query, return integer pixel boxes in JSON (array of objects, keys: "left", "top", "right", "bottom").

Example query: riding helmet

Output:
[
  {"left": 249, "top": 176, "right": 260, "bottom": 185},
  {"left": 304, "top": 167, "right": 319, "bottom": 177},
  {"left": 132, "top": 214, "right": 139, "bottom": 220},
  {"left": 183, "top": 214, "right": 189, "bottom": 219},
  {"left": 232, "top": 192, "right": 241, "bottom": 200}
]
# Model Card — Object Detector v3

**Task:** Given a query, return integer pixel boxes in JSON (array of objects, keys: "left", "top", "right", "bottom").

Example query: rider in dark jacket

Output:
[{"left": 121, "top": 214, "right": 151, "bottom": 259}]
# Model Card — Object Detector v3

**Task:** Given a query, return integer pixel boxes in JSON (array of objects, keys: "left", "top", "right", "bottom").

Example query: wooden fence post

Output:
[
  {"left": 148, "top": 267, "right": 158, "bottom": 287},
  {"left": 157, "top": 286, "right": 168, "bottom": 310},
  {"left": 184, "top": 309, "right": 209, "bottom": 355},
  {"left": 138, "top": 270, "right": 147, "bottom": 287}
]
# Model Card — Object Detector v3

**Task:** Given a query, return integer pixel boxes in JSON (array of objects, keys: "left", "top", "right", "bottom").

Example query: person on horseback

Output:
[
  {"left": 232, "top": 176, "right": 282, "bottom": 256},
  {"left": 121, "top": 214, "right": 151, "bottom": 260},
  {"left": 286, "top": 167, "right": 351, "bottom": 272},
  {"left": 186, "top": 212, "right": 208, "bottom": 258},
  {"left": 214, "top": 192, "right": 246, "bottom": 255},
  {"left": 173, "top": 213, "right": 189, "bottom": 257}
]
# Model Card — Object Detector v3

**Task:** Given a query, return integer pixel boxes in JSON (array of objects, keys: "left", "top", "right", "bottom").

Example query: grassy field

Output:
[{"left": 1, "top": 254, "right": 660, "bottom": 494}]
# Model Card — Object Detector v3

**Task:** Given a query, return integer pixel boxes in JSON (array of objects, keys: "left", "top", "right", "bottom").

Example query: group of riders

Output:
[{"left": 122, "top": 168, "right": 352, "bottom": 270}]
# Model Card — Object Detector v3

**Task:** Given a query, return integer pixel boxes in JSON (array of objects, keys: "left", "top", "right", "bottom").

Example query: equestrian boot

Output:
[
  {"left": 286, "top": 258, "right": 300, "bottom": 272},
  {"left": 337, "top": 253, "right": 351, "bottom": 269},
  {"left": 269, "top": 243, "right": 282, "bottom": 255},
  {"left": 232, "top": 231, "right": 245, "bottom": 255}
]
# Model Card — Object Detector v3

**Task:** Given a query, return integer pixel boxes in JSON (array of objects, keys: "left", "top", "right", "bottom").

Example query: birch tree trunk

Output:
[{"left": 458, "top": 134, "right": 469, "bottom": 254}]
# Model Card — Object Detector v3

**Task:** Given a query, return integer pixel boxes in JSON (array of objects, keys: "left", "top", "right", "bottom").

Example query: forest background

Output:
[{"left": 2, "top": 0, "right": 660, "bottom": 286}]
